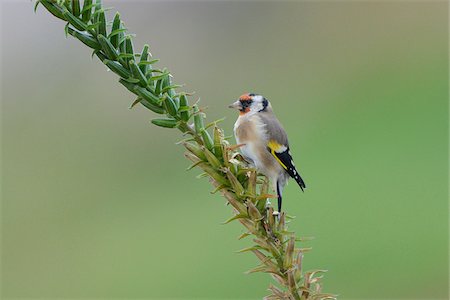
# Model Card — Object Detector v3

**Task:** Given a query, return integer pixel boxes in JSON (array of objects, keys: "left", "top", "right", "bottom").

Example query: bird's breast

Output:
[
  {"left": 233, "top": 114, "right": 280, "bottom": 176},
  {"left": 234, "top": 114, "right": 267, "bottom": 146}
]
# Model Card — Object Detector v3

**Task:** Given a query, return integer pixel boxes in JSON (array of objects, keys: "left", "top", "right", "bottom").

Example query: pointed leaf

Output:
[
  {"left": 151, "top": 118, "right": 178, "bottom": 128},
  {"left": 222, "top": 213, "right": 247, "bottom": 225},
  {"left": 186, "top": 160, "right": 204, "bottom": 171},
  {"left": 237, "top": 232, "right": 251, "bottom": 240},
  {"left": 81, "top": 0, "right": 93, "bottom": 22},
  {"left": 210, "top": 184, "right": 227, "bottom": 194},
  {"left": 34, "top": 1, "right": 41, "bottom": 13},
  {"left": 72, "top": 0, "right": 81, "bottom": 17},
  {"left": 236, "top": 245, "right": 262, "bottom": 253},
  {"left": 245, "top": 264, "right": 267, "bottom": 274}
]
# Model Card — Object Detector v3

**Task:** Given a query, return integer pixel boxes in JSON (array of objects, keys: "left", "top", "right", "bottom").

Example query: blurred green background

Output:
[{"left": 1, "top": 1, "right": 448, "bottom": 299}]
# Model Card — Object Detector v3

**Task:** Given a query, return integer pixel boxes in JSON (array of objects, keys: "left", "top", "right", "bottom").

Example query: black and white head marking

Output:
[{"left": 248, "top": 94, "right": 269, "bottom": 113}]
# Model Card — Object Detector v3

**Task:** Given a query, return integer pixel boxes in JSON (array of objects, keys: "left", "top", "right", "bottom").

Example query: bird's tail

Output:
[{"left": 293, "top": 173, "right": 306, "bottom": 192}]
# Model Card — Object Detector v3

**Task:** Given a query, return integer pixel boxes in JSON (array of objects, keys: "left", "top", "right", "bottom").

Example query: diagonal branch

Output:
[{"left": 34, "top": 1, "right": 336, "bottom": 299}]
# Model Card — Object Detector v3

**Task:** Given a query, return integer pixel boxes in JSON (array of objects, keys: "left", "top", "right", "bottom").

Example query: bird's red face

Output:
[
  {"left": 228, "top": 93, "right": 269, "bottom": 115},
  {"left": 228, "top": 93, "right": 255, "bottom": 115},
  {"left": 238, "top": 93, "right": 253, "bottom": 115}
]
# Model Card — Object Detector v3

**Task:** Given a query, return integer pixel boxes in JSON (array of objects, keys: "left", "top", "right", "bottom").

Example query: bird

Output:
[{"left": 229, "top": 93, "right": 306, "bottom": 214}]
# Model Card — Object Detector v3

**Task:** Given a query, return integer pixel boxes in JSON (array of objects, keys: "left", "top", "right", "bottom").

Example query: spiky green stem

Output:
[{"left": 34, "top": 1, "right": 336, "bottom": 299}]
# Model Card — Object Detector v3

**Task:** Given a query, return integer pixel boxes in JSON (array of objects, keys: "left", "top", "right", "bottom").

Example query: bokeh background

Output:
[{"left": 1, "top": 1, "right": 448, "bottom": 299}]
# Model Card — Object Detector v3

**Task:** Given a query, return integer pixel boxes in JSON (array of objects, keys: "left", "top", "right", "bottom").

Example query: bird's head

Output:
[{"left": 228, "top": 93, "right": 270, "bottom": 115}]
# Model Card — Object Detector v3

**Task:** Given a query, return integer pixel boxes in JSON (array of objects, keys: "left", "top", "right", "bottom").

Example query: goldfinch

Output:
[{"left": 229, "top": 93, "right": 306, "bottom": 213}]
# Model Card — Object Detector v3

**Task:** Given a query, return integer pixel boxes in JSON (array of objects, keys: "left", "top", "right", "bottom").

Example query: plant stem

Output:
[{"left": 34, "top": 1, "right": 336, "bottom": 299}]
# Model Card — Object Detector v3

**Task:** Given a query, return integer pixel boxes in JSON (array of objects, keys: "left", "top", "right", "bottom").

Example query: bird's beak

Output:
[{"left": 228, "top": 100, "right": 241, "bottom": 109}]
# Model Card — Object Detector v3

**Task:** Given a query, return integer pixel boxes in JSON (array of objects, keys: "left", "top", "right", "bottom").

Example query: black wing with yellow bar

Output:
[{"left": 267, "top": 140, "right": 306, "bottom": 191}]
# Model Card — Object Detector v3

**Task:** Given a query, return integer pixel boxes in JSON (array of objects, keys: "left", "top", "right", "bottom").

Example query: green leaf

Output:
[
  {"left": 124, "top": 36, "right": 134, "bottom": 66},
  {"left": 130, "top": 97, "right": 165, "bottom": 114},
  {"left": 34, "top": 0, "right": 41, "bottom": 13},
  {"left": 179, "top": 94, "right": 190, "bottom": 121},
  {"left": 236, "top": 246, "right": 263, "bottom": 253},
  {"left": 210, "top": 184, "right": 227, "bottom": 194},
  {"left": 150, "top": 71, "right": 170, "bottom": 81},
  {"left": 67, "top": 27, "right": 101, "bottom": 50},
  {"left": 109, "top": 12, "right": 122, "bottom": 48},
  {"left": 63, "top": 0, "right": 70, "bottom": 6},
  {"left": 295, "top": 236, "right": 315, "bottom": 242},
  {"left": 121, "top": 77, "right": 140, "bottom": 84},
  {"left": 138, "top": 59, "right": 160, "bottom": 66},
  {"left": 129, "top": 97, "right": 142, "bottom": 109},
  {"left": 151, "top": 118, "right": 178, "bottom": 128},
  {"left": 64, "top": 22, "right": 70, "bottom": 38},
  {"left": 63, "top": 0, "right": 71, "bottom": 10},
  {"left": 162, "top": 73, "right": 175, "bottom": 98},
  {"left": 204, "top": 117, "right": 226, "bottom": 130},
  {"left": 202, "top": 146, "right": 221, "bottom": 169},
  {"left": 97, "top": 10, "right": 106, "bottom": 36},
  {"left": 139, "top": 44, "right": 150, "bottom": 75},
  {"left": 244, "top": 265, "right": 268, "bottom": 275},
  {"left": 201, "top": 129, "right": 214, "bottom": 152},
  {"left": 62, "top": 10, "right": 87, "bottom": 31},
  {"left": 94, "top": 50, "right": 107, "bottom": 62},
  {"left": 97, "top": 34, "right": 119, "bottom": 60},
  {"left": 81, "top": 0, "right": 93, "bottom": 22},
  {"left": 222, "top": 214, "right": 247, "bottom": 224},
  {"left": 196, "top": 172, "right": 208, "bottom": 179},
  {"left": 283, "top": 236, "right": 296, "bottom": 269},
  {"left": 40, "top": 1, "right": 66, "bottom": 21},
  {"left": 213, "top": 126, "right": 224, "bottom": 159},
  {"left": 186, "top": 160, "right": 204, "bottom": 171},
  {"left": 104, "top": 59, "right": 130, "bottom": 78},
  {"left": 183, "top": 142, "right": 206, "bottom": 161},
  {"left": 140, "top": 99, "right": 165, "bottom": 114},
  {"left": 109, "top": 28, "right": 127, "bottom": 40},
  {"left": 154, "top": 79, "right": 163, "bottom": 95},
  {"left": 72, "top": 0, "right": 81, "bottom": 17},
  {"left": 161, "top": 84, "right": 182, "bottom": 95},
  {"left": 134, "top": 86, "right": 161, "bottom": 105},
  {"left": 118, "top": 78, "right": 138, "bottom": 95},
  {"left": 177, "top": 106, "right": 190, "bottom": 113},
  {"left": 193, "top": 105, "right": 204, "bottom": 134},
  {"left": 129, "top": 60, "right": 147, "bottom": 87},
  {"left": 92, "top": 0, "right": 102, "bottom": 24},
  {"left": 237, "top": 232, "right": 251, "bottom": 240},
  {"left": 285, "top": 214, "right": 296, "bottom": 220},
  {"left": 91, "top": 7, "right": 112, "bottom": 18},
  {"left": 225, "top": 168, "right": 245, "bottom": 196},
  {"left": 85, "top": 21, "right": 100, "bottom": 31},
  {"left": 118, "top": 53, "right": 134, "bottom": 59},
  {"left": 163, "top": 95, "right": 178, "bottom": 117}
]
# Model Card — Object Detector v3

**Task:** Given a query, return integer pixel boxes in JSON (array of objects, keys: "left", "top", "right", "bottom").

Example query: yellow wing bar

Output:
[{"left": 267, "top": 140, "right": 288, "bottom": 170}]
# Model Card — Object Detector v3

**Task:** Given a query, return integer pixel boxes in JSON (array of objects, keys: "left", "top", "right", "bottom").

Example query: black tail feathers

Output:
[{"left": 294, "top": 173, "right": 306, "bottom": 192}]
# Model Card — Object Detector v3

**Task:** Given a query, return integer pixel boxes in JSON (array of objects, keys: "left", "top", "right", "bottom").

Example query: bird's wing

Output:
[
  {"left": 261, "top": 113, "right": 306, "bottom": 190},
  {"left": 258, "top": 112, "right": 289, "bottom": 147}
]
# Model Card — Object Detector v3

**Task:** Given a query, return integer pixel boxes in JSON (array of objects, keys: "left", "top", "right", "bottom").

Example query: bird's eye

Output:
[{"left": 240, "top": 99, "right": 252, "bottom": 109}]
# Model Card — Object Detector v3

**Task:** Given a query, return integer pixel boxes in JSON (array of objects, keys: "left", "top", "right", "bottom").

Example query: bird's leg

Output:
[{"left": 273, "top": 180, "right": 282, "bottom": 218}]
